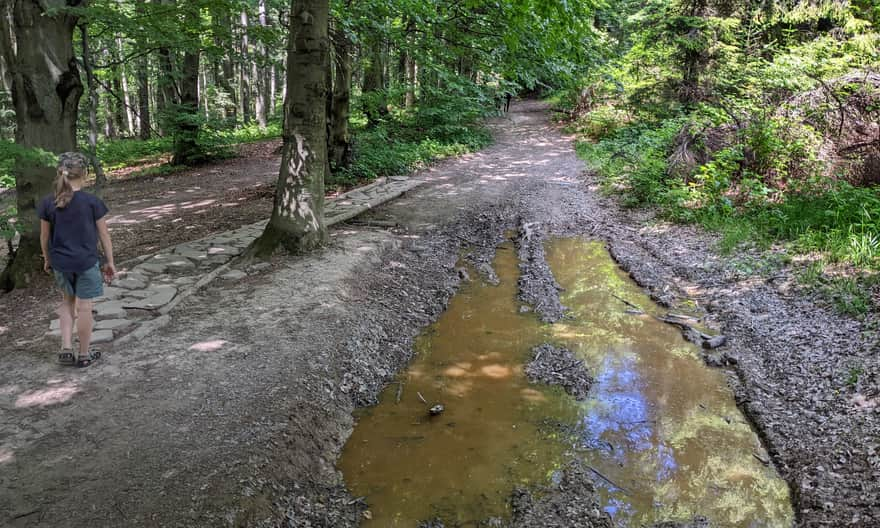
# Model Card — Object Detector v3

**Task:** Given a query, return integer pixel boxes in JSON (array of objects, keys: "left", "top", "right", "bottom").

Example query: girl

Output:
[{"left": 38, "top": 152, "right": 116, "bottom": 367}]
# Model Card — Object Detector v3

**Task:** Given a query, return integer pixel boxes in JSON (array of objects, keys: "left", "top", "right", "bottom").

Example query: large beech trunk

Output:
[
  {"left": 250, "top": 0, "right": 328, "bottom": 256},
  {"left": 2, "top": 0, "right": 86, "bottom": 290}
]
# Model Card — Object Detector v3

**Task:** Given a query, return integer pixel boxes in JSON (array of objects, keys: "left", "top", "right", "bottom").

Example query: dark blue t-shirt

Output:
[{"left": 38, "top": 191, "right": 109, "bottom": 273}]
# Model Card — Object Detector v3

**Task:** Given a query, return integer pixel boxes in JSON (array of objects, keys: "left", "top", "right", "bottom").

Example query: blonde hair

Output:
[{"left": 54, "top": 152, "right": 88, "bottom": 208}]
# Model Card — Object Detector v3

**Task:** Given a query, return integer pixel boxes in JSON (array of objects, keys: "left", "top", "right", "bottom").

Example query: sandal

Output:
[
  {"left": 76, "top": 349, "right": 101, "bottom": 368},
  {"left": 58, "top": 350, "right": 76, "bottom": 366}
]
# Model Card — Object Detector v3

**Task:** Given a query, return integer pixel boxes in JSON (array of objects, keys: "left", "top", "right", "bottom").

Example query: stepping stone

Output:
[
  {"left": 221, "top": 270, "right": 247, "bottom": 281},
  {"left": 125, "top": 289, "right": 153, "bottom": 299},
  {"left": 94, "top": 319, "right": 132, "bottom": 331},
  {"left": 134, "top": 262, "right": 168, "bottom": 274},
  {"left": 390, "top": 175, "right": 409, "bottom": 181},
  {"left": 165, "top": 258, "right": 196, "bottom": 270},
  {"left": 248, "top": 262, "right": 272, "bottom": 273},
  {"left": 127, "top": 285, "right": 177, "bottom": 310},
  {"left": 94, "top": 301, "right": 127, "bottom": 319},
  {"left": 50, "top": 319, "right": 60, "bottom": 331},
  {"left": 203, "top": 255, "right": 232, "bottom": 266},
  {"left": 91, "top": 330, "right": 114, "bottom": 344},
  {"left": 207, "top": 245, "right": 239, "bottom": 255},
  {"left": 98, "top": 286, "right": 125, "bottom": 301},
  {"left": 114, "top": 277, "right": 147, "bottom": 290},
  {"left": 174, "top": 277, "right": 196, "bottom": 286}
]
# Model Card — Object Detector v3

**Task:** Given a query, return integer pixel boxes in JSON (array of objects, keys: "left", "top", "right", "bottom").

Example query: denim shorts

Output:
[{"left": 53, "top": 262, "right": 104, "bottom": 300}]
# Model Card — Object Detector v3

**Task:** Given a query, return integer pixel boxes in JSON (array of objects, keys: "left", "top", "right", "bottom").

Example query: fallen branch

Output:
[{"left": 417, "top": 391, "right": 427, "bottom": 404}]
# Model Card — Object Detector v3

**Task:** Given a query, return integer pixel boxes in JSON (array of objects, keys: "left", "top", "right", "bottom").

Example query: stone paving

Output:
[{"left": 47, "top": 174, "right": 425, "bottom": 343}]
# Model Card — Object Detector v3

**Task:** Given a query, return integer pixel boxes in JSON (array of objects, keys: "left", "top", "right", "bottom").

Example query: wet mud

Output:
[
  {"left": 338, "top": 235, "right": 793, "bottom": 527},
  {"left": 524, "top": 344, "right": 593, "bottom": 400}
]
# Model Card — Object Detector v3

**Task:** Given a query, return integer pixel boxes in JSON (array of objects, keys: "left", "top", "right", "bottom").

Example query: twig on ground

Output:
[
  {"left": 417, "top": 391, "right": 427, "bottom": 404},
  {"left": 396, "top": 381, "right": 404, "bottom": 404}
]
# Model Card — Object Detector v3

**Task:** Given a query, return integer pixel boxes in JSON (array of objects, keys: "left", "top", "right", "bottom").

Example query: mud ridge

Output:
[
  {"left": 514, "top": 219, "right": 567, "bottom": 322},
  {"left": 524, "top": 343, "right": 593, "bottom": 400}
]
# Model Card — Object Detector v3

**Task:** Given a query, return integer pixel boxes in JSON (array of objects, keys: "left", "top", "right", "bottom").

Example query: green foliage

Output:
[{"left": 333, "top": 88, "right": 493, "bottom": 187}]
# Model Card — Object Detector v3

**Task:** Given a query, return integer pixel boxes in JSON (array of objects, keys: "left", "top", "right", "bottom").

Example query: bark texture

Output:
[
  {"left": 2, "top": 0, "right": 85, "bottom": 290},
  {"left": 81, "top": 24, "right": 106, "bottom": 188},
  {"left": 171, "top": 3, "right": 202, "bottom": 165},
  {"left": 251, "top": 0, "right": 329, "bottom": 256},
  {"left": 330, "top": 28, "right": 352, "bottom": 170},
  {"left": 135, "top": 0, "right": 151, "bottom": 139}
]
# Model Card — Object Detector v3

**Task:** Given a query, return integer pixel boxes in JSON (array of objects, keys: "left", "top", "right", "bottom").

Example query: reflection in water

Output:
[
  {"left": 338, "top": 243, "right": 567, "bottom": 526},
  {"left": 338, "top": 238, "right": 793, "bottom": 527},
  {"left": 548, "top": 239, "right": 792, "bottom": 527}
]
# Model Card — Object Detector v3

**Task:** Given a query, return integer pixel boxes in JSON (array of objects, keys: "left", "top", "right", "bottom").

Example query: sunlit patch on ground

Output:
[
  {"left": 15, "top": 382, "right": 79, "bottom": 409},
  {"left": 188, "top": 340, "right": 228, "bottom": 353}
]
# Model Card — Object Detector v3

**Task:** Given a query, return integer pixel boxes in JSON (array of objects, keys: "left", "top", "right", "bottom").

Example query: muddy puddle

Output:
[{"left": 338, "top": 238, "right": 793, "bottom": 527}]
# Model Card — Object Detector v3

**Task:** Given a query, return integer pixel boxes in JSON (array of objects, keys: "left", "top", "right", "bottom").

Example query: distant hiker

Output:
[
  {"left": 504, "top": 92, "right": 513, "bottom": 113},
  {"left": 39, "top": 152, "right": 116, "bottom": 368}
]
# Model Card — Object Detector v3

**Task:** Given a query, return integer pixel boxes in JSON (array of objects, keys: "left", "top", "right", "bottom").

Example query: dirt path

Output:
[{"left": 1, "top": 101, "right": 876, "bottom": 527}]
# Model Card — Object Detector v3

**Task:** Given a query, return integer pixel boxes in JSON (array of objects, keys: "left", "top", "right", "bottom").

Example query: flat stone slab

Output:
[
  {"left": 94, "top": 301, "right": 127, "bottom": 319},
  {"left": 91, "top": 329, "right": 114, "bottom": 344},
  {"left": 126, "top": 286, "right": 177, "bottom": 310},
  {"left": 165, "top": 258, "right": 196, "bottom": 270},
  {"left": 134, "top": 262, "right": 168, "bottom": 274},
  {"left": 99, "top": 286, "right": 125, "bottom": 301},
  {"left": 124, "top": 289, "right": 153, "bottom": 299},
  {"left": 221, "top": 270, "right": 247, "bottom": 281},
  {"left": 207, "top": 246, "right": 239, "bottom": 255},
  {"left": 50, "top": 319, "right": 60, "bottom": 331},
  {"left": 94, "top": 319, "right": 133, "bottom": 331},
  {"left": 114, "top": 277, "right": 148, "bottom": 290}
]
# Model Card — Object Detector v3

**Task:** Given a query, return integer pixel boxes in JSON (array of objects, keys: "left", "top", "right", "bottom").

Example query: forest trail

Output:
[{"left": 1, "top": 102, "right": 876, "bottom": 527}]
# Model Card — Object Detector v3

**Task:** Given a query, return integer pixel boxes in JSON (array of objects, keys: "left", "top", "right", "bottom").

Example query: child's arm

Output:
[
  {"left": 40, "top": 219, "right": 51, "bottom": 273},
  {"left": 96, "top": 218, "right": 116, "bottom": 280}
]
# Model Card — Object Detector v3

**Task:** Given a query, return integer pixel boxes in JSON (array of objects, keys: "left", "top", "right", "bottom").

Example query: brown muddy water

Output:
[{"left": 338, "top": 238, "right": 794, "bottom": 527}]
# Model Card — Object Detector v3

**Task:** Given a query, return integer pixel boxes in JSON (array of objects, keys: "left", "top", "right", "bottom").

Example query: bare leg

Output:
[
  {"left": 75, "top": 298, "right": 94, "bottom": 358},
  {"left": 57, "top": 294, "right": 76, "bottom": 350}
]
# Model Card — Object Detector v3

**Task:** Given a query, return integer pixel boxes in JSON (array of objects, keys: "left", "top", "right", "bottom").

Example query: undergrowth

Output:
[{"left": 573, "top": 106, "right": 880, "bottom": 315}]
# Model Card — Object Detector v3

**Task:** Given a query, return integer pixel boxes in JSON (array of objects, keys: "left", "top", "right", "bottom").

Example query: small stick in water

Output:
[
  {"left": 587, "top": 465, "right": 629, "bottom": 494},
  {"left": 417, "top": 391, "right": 428, "bottom": 404},
  {"left": 610, "top": 293, "right": 643, "bottom": 312},
  {"left": 395, "top": 382, "right": 404, "bottom": 404}
]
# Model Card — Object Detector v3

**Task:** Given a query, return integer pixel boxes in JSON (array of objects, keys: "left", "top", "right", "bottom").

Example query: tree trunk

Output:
[
  {"left": 214, "top": 9, "right": 237, "bottom": 124},
  {"left": 362, "top": 34, "right": 387, "bottom": 126},
  {"left": 255, "top": 0, "right": 268, "bottom": 128},
  {"left": 81, "top": 25, "right": 106, "bottom": 189},
  {"left": 136, "top": 57, "right": 151, "bottom": 139},
  {"left": 171, "top": 4, "right": 201, "bottom": 166},
  {"left": 250, "top": 0, "right": 328, "bottom": 256},
  {"left": 134, "top": 0, "right": 151, "bottom": 139},
  {"left": 240, "top": 9, "right": 251, "bottom": 124},
  {"left": 330, "top": 29, "right": 352, "bottom": 170},
  {"left": 117, "top": 36, "right": 135, "bottom": 135},
  {"left": 155, "top": 0, "right": 177, "bottom": 131},
  {"left": 2, "top": 0, "right": 85, "bottom": 290},
  {"left": 269, "top": 62, "right": 277, "bottom": 117}
]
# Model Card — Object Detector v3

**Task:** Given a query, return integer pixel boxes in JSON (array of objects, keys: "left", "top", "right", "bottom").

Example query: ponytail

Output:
[
  {"left": 54, "top": 152, "right": 88, "bottom": 209},
  {"left": 54, "top": 169, "right": 75, "bottom": 208}
]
